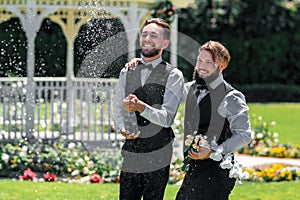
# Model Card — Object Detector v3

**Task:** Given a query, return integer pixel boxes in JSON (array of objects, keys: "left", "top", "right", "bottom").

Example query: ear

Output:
[
  {"left": 163, "top": 39, "right": 170, "bottom": 49},
  {"left": 219, "top": 62, "right": 227, "bottom": 72}
]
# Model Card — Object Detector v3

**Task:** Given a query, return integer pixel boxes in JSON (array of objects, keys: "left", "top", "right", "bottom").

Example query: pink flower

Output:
[
  {"left": 44, "top": 172, "right": 57, "bottom": 182},
  {"left": 19, "top": 168, "right": 36, "bottom": 180},
  {"left": 115, "top": 176, "right": 120, "bottom": 183},
  {"left": 90, "top": 174, "right": 103, "bottom": 183}
]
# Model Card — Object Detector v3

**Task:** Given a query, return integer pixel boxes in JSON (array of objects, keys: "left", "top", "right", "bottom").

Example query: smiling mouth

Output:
[
  {"left": 198, "top": 70, "right": 208, "bottom": 76},
  {"left": 142, "top": 43, "right": 154, "bottom": 48}
]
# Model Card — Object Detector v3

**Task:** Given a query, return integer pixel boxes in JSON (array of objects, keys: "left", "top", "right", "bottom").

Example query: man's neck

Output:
[{"left": 142, "top": 54, "right": 161, "bottom": 63}]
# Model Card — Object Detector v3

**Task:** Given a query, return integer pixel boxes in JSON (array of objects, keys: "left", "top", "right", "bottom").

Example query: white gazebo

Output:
[{"left": 0, "top": 0, "right": 193, "bottom": 142}]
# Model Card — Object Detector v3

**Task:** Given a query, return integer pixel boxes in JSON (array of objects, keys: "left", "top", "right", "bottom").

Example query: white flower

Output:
[
  {"left": 220, "top": 156, "right": 233, "bottom": 169},
  {"left": 22, "top": 146, "right": 28, "bottom": 152},
  {"left": 256, "top": 133, "right": 264, "bottom": 139},
  {"left": 76, "top": 158, "right": 84, "bottom": 166},
  {"left": 1, "top": 153, "right": 9, "bottom": 163},
  {"left": 210, "top": 151, "right": 222, "bottom": 161},
  {"left": 239, "top": 171, "right": 249, "bottom": 180},
  {"left": 273, "top": 132, "right": 279, "bottom": 138},
  {"left": 185, "top": 135, "right": 194, "bottom": 146},
  {"left": 174, "top": 129, "right": 180, "bottom": 134},
  {"left": 68, "top": 142, "right": 76, "bottom": 149},
  {"left": 270, "top": 121, "right": 276, "bottom": 126},
  {"left": 229, "top": 164, "right": 242, "bottom": 178},
  {"left": 19, "top": 151, "right": 26, "bottom": 158},
  {"left": 258, "top": 116, "right": 263, "bottom": 121},
  {"left": 88, "top": 160, "right": 94, "bottom": 168},
  {"left": 83, "top": 167, "right": 89, "bottom": 175},
  {"left": 174, "top": 119, "right": 181, "bottom": 126},
  {"left": 71, "top": 169, "right": 80, "bottom": 176},
  {"left": 80, "top": 176, "right": 90, "bottom": 183},
  {"left": 251, "top": 131, "right": 255, "bottom": 139},
  {"left": 84, "top": 156, "right": 90, "bottom": 161}
]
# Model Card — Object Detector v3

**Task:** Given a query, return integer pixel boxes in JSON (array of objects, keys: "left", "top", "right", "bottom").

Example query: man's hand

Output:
[
  {"left": 188, "top": 146, "right": 213, "bottom": 160},
  {"left": 125, "top": 58, "right": 142, "bottom": 70},
  {"left": 123, "top": 94, "right": 146, "bottom": 113},
  {"left": 123, "top": 94, "right": 138, "bottom": 112},
  {"left": 120, "top": 128, "right": 140, "bottom": 140}
]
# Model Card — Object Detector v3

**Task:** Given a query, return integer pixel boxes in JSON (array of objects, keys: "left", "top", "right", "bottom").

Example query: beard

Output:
[
  {"left": 141, "top": 47, "right": 161, "bottom": 58},
  {"left": 195, "top": 67, "right": 220, "bottom": 85}
]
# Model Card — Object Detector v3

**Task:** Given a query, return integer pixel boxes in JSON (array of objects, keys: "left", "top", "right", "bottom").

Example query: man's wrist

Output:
[{"left": 135, "top": 100, "right": 146, "bottom": 113}]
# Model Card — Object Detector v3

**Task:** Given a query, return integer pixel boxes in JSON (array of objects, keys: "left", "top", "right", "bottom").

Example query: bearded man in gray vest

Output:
[
  {"left": 176, "top": 41, "right": 252, "bottom": 200},
  {"left": 113, "top": 18, "right": 184, "bottom": 200}
]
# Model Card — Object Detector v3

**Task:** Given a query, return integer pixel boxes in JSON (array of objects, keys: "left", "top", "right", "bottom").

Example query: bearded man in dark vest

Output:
[
  {"left": 113, "top": 18, "right": 184, "bottom": 200},
  {"left": 176, "top": 41, "right": 252, "bottom": 200}
]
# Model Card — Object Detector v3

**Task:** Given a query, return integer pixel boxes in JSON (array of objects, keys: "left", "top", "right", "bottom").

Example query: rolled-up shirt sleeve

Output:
[
  {"left": 140, "top": 68, "right": 184, "bottom": 127},
  {"left": 217, "top": 90, "right": 252, "bottom": 154}
]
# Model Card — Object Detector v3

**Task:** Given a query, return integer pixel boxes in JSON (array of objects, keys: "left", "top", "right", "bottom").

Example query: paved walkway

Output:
[
  {"left": 172, "top": 136, "right": 300, "bottom": 167},
  {"left": 235, "top": 154, "right": 300, "bottom": 167}
]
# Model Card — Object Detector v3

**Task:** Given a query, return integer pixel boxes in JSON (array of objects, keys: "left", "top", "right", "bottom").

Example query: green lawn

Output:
[
  {"left": 0, "top": 180, "right": 299, "bottom": 200},
  {"left": 248, "top": 103, "right": 300, "bottom": 146}
]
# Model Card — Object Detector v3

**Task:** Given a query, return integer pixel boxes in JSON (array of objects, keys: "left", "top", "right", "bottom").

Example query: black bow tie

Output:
[
  {"left": 140, "top": 63, "right": 153, "bottom": 70},
  {"left": 196, "top": 84, "right": 208, "bottom": 90},
  {"left": 194, "top": 84, "right": 208, "bottom": 96}
]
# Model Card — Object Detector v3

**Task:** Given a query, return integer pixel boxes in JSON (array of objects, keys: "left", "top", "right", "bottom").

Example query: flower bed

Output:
[
  {"left": 243, "top": 163, "right": 300, "bottom": 182},
  {"left": 169, "top": 158, "right": 300, "bottom": 184},
  {"left": 0, "top": 137, "right": 121, "bottom": 183},
  {"left": 238, "top": 115, "right": 300, "bottom": 158},
  {"left": 1, "top": 113, "right": 300, "bottom": 184}
]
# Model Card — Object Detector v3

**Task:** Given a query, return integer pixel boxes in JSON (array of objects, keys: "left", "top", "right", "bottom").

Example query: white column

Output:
[
  {"left": 126, "top": 4, "right": 139, "bottom": 60},
  {"left": 170, "top": 14, "right": 178, "bottom": 68},
  {"left": 7, "top": 2, "right": 57, "bottom": 139}
]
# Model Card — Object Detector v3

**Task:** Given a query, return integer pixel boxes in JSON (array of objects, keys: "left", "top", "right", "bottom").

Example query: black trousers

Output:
[
  {"left": 119, "top": 165, "right": 170, "bottom": 200},
  {"left": 176, "top": 159, "right": 236, "bottom": 200}
]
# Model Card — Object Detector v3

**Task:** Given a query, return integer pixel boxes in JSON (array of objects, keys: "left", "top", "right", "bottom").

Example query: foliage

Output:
[
  {"left": 235, "top": 83, "right": 300, "bottom": 102},
  {"left": 0, "top": 137, "right": 122, "bottom": 183},
  {"left": 35, "top": 18, "right": 67, "bottom": 77},
  {"left": 238, "top": 114, "right": 300, "bottom": 158},
  {"left": 177, "top": 0, "right": 300, "bottom": 102},
  {"left": 0, "top": 18, "right": 27, "bottom": 77},
  {"left": 151, "top": 0, "right": 176, "bottom": 24}
]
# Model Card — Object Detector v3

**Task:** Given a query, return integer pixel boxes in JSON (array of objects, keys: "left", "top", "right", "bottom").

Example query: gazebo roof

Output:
[{"left": 128, "top": 0, "right": 194, "bottom": 8}]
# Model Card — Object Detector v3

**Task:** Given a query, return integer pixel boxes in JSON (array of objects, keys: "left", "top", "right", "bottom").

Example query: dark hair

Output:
[
  {"left": 141, "top": 18, "right": 171, "bottom": 40},
  {"left": 199, "top": 40, "right": 230, "bottom": 69}
]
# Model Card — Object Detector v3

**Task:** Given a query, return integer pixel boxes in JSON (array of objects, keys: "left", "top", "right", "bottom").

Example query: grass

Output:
[
  {"left": 0, "top": 180, "right": 300, "bottom": 200},
  {"left": 248, "top": 103, "right": 300, "bottom": 146}
]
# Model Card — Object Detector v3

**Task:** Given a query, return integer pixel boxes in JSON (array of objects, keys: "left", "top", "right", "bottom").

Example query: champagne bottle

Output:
[{"left": 123, "top": 111, "right": 140, "bottom": 136}]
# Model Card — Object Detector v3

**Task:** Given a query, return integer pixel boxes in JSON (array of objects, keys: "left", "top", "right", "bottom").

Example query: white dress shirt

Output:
[
  {"left": 113, "top": 57, "right": 184, "bottom": 131},
  {"left": 182, "top": 75, "right": 252, "bottom": 154}
]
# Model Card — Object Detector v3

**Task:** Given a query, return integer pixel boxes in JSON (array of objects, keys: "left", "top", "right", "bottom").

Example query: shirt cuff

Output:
[{"left": 139, "top": 104, "right": 150, "bottom": 118}]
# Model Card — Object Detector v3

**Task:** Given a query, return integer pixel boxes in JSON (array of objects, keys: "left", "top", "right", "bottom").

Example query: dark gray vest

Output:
[
  {"left": 184, "top": 81, "right": 234, "bottom": 149},
  {"left": 123, "top": 61, "right": 175, "bottom": 153}
]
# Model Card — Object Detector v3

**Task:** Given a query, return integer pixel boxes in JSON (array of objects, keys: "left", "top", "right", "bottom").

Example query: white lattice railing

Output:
[{"left": 0, "top": 77, "right": 119, "bottom": 143}]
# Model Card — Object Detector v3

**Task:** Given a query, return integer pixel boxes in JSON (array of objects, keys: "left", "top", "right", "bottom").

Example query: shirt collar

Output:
[
  {"left": 209, "top": 75, "right": 224, "bottom": 89},
  {"left": 141, "top": 57, "right": 162, "bottom": 69}
]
